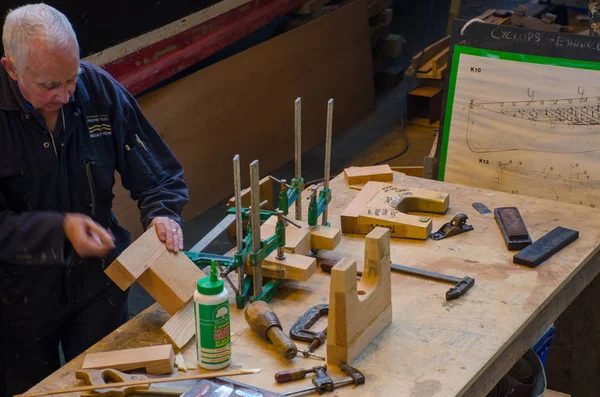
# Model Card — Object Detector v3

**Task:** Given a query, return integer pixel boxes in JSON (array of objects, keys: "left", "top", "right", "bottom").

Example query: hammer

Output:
[{"left": 319, "top": 258, "right": 475, "bottom": 300}]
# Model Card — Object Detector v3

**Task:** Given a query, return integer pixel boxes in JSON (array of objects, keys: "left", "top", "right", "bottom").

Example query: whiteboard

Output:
[{"left": 440, "top": 46, "right": 600, "bottom": 209}]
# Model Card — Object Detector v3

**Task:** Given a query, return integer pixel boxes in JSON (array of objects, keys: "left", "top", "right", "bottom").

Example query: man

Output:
[{"left": 0, "top": 4, "right": 189, "bottom": 395}]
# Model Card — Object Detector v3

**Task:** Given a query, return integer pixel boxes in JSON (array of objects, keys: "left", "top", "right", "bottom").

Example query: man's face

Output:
[{"left": 2, "top": 37, "right": 80, "bottom": 113}]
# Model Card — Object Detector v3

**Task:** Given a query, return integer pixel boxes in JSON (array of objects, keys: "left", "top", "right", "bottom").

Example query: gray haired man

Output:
[{"left": 1, "top": 4, "right": 188, "bottom": 395}]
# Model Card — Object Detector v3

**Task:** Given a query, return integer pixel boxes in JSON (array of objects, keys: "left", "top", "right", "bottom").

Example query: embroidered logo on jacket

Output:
[{"left": 87, "top": 114, "right": 112, "bottom": 138}]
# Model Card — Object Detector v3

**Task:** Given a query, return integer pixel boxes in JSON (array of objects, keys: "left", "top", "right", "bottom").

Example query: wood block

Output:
[
  {"left": 260, "top": 216, "right": 313, "bottom": 255},
  {"left": 104, "top": 226, "right": 166, "bottom": 290},
  {"left": 344, "top": 165, "right": 393, "bottom": 185},
  {"left": 381, "top": 34, "right": 405, "bottom": 59},
  {"left": 311, "top": 225, "right": 341, "bottom": 251},
  {"left": 245, "top": 251, "right": 317, "bottom": 281},
  {"left": 341, "top": 182, "right": 449, "bottom": 238},
  {"left": 327, "top": 227, "right": 392, "bottom": 364},
  {"left": 161, "top": 300, "right": 195, "bottom": 350},
  {"left": 137, "top": 251, "right": 203, "bottom": 315},
  {"left": 82, "top": 345, "right": 175, "bottom": 375}
]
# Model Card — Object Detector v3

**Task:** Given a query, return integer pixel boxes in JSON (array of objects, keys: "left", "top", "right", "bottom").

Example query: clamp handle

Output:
[{"left": 446, "top": 277, "right": 475, "bottom": 300}]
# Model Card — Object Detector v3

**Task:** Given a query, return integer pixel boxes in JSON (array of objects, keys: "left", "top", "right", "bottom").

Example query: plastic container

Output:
[
  {"left": 533, "top": 324, "right": 555, "bottom": 370},
  {"left": 194, "top": 260, "right": 231, "bottom": 370}
]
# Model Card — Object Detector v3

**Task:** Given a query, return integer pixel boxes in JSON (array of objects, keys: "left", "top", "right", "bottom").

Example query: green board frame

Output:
[{"left": 438, "top": 45, "right": 600, "bottom": 181}]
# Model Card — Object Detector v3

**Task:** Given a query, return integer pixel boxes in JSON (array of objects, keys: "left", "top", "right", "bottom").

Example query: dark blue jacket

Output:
[{"left": 0, "top": 61, "right": 188, "bottom": 291}]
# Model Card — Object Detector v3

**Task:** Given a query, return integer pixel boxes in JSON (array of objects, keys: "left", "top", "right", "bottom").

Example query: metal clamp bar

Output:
[
  {"left": 295, "top": 97, "right": 302, "bottom": 221},
  {"left": 250, "top": 160, "right": 262, "bottom": 299},
  {"left": 233, "top": 154, "right": 244, "bottom": 295},
  {"left": 322, "top": 98, "right": 333, "bottom": 226}
]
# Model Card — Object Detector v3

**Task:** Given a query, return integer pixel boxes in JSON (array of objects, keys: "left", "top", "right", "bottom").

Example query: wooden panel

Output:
[
  {"left": 112, "top": 0, "right": 375, "bottom": 239},
  {"left": 82, "top": 345, "right": 174, "bottom": 375}
]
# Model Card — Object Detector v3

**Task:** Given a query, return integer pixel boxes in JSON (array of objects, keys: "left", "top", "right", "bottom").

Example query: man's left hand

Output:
[{"left": 149, "top": 217, "right": 183, "bottom": 252}]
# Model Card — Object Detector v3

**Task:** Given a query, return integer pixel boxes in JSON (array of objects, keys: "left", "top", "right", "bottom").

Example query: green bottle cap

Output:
[{"left": 197, "top": 260, "right": 224, "bottom": 295}]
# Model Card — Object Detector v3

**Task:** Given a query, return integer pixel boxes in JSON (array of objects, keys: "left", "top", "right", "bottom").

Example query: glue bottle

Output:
[{"left": 194, "top": 260, "right": 231, "bottom": 369}]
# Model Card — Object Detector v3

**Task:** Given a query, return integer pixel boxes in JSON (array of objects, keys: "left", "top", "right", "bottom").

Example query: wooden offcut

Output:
[
  {"left": 327, "top": 227, "right": 392, "bottom": 364},
  {"left": 105, "top": 226, "right": 204, "bottom": 316},
  {"left": 161, "top": 300, "right": 195, "bottom": 350},
  {"left": 82, "top": 345, "right": 175, "bottom": 375},
  {"left": 344, "top": 165, "right": 393, "bottom": 185},
  {"left": 112, "top": 0, "right": 375, "bottom": 240},
  {"left": 311, "top": 225, "right": 341, "bottom": 251}
]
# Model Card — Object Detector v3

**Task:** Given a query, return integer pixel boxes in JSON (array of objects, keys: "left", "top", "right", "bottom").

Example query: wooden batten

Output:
[{"left": 82, "top": 345, "right": 175, "bottom": 375}]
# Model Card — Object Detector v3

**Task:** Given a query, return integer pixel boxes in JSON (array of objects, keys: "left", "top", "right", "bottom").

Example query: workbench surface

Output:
[{"left": 31, "top": 172, "right": 600, "bottom": 397}]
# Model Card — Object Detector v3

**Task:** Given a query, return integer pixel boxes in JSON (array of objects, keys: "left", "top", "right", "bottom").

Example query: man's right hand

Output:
[{"left": 63, "top": 213, "right": 115, "bottom": 258}]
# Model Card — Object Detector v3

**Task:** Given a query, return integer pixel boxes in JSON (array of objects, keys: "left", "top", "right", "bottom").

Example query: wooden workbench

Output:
[{"left": 30, "top": 172, "right": 600, "bottom": 396}]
